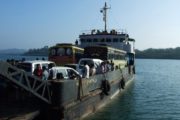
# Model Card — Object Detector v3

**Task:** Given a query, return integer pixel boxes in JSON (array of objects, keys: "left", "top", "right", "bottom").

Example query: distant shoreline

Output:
[
  {"left": 0, "top": 54, "right": 48, "bottom": 61},
  {"left": 22, "top": 53, "right": 48, "bottom": 57},
  {"left": 1, "top": 47, "right": 180, "bottom": 60},
  {"left": 135, "top": 47, "right": 180, "bottom": 60}
]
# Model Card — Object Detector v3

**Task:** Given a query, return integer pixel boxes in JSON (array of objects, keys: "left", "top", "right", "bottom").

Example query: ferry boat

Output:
[
  {"left": 46, "top": 2, "right": 135, "bottom": 120},
  {"left": 0, "top": 2, "right": 135, "bottom": 120}
]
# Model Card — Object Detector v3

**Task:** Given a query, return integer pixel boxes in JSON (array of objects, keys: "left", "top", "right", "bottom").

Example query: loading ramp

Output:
[{"left": 0, "top": 61, "right": 51, "bottom": 104}]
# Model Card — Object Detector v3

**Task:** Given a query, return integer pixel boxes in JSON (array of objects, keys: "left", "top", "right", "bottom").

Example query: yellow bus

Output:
[
  {"left": 49, "top": 43, "right": 84, "bottom": 66},
  {"left": 84, "top": 45, "right": 127, "bottom": 68}
]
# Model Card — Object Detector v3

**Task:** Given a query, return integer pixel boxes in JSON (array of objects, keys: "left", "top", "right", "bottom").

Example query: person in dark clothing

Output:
[{"left": 33, "top": 64, "right": 43, "bottom": 78}]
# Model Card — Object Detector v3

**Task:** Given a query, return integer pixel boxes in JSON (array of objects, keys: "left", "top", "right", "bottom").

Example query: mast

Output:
[{"left": 100, "top": 2, "right": 110, "bottom": 32}]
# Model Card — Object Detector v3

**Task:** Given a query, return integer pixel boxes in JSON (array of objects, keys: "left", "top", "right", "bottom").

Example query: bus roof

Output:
[
  {"left": 50, "top": 43, "right": 84, "bottom": 50},
  {"left": 85, "top": 45, "right": 126, "bottom": 54}
]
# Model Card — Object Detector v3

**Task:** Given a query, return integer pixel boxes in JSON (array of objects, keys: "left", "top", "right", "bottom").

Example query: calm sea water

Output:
[
  {"left": 0, "top": 54, "right": 48, "bottom": 61},
  {"left": 84, "top": 59, "right": 180, "bottom": 120}
]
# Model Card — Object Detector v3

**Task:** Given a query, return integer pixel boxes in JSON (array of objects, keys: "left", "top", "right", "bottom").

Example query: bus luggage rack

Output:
[{"left": 0, "top": 61, "right": 51, "bottom": 104}]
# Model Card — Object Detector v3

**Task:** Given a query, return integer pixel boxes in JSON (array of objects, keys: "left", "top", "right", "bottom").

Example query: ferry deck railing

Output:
[{"left": 0, "top": 61, "right": 51, "bottom": 104}]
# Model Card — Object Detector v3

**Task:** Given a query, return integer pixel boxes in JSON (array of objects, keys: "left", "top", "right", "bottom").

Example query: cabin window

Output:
[
  {"left": 119, "top": 38, "right": 125, "bottom": 42},
  {"left": 106, "top": 38, "right": 111, "bottom": 42},
  {"left": 113, "top": 38, "right": 118, "bottom": 42},
  {"left": 93, "top": 38, "right": 98, "bottom": 42},
  {"left": 108, "top": 54, "right": 112, "bottom": 59},
  {"left": 87, "top": 39, "right": 92, "bottom": 42},
  {"left": 81, "top": 39, "right": 85, "bottom": 42},
  {"left": 57, "top": 48, "right": 65, "bottom": 56},
  {"left": 114, "top": 54, "right": 118, "bottom": 59},
  {"left": 101, "top": 38, "right": 105, "bottom": 42}
]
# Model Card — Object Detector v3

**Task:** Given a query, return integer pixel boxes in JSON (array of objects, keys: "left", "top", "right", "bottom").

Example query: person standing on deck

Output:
[
  {"left": 82, "top": 61, "right": 89, "bottom": 79},
  {"left": 48, "top": 63, "right": 56, "bottom": 80},
  {"left": 33, "top": 64, "right": 43, "bottom": 78},
  {"left": 42, "top": 66, "right": 49, "bottom": 80},
  {"left": 110, "top": 60, "right": 115, "bottom": 71},
  {"left": 89, "top": 63, "right": 96, "bottom": 76},
  {"left": 100, "top": 62, "right": 105, "bottom": 74}
]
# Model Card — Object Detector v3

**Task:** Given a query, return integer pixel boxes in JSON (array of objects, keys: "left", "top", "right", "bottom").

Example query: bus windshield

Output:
[
  {"left": 49, "top": 44, "right": 84, "bottom": 65},
  {"left": 50, "top": 47, "right": 73, "bottom": 56}
]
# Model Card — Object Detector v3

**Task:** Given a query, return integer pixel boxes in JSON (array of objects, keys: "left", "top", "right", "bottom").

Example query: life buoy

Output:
[
  {"left": 101, "top": 80, "right": 111, "bottom": 95},
  {"left": 120, "top": 78, "right": 125, "bottom": 89}
]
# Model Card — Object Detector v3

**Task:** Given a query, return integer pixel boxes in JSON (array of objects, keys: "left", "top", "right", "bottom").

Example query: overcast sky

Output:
[{"left": 0, "top": 0, "right": 180, "bottom": 50}]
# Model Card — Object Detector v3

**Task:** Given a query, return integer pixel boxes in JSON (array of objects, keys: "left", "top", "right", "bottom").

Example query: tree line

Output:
[
  {"left": 24, "top": 46, "right": 180, "bottom": 59},
  {"left": 23, "top": 46, "right": 48, "bottom": 56},
  {"left": 135, "top": 47, "right": 180, "bottom": 59}
]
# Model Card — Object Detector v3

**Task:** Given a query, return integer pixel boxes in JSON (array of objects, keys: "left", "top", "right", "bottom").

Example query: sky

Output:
[{"left": 0, "top": 0, "right": 180, "bottom": 50}]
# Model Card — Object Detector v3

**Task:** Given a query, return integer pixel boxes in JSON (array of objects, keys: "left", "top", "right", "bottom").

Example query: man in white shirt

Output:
[{"left": 82, "top": 61, "right": 89, "bottom": 79}]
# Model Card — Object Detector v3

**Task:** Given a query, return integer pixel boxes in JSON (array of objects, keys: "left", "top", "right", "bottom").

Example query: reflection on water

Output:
[{"left": 84, "top": 59, "right": 180, "bottom": 120}]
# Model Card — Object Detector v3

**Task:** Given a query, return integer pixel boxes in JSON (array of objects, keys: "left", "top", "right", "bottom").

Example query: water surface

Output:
[
  {"left": 0, "top": 54, "right": 47, "bottom": 61},
  {"left": 84, "top": 59, "right": 180, "bottom": 120}
]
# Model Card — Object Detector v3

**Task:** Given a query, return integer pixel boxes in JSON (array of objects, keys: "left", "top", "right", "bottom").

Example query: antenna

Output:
[{"left": 100, "top": 2, "right": 110, "bottom": 32}]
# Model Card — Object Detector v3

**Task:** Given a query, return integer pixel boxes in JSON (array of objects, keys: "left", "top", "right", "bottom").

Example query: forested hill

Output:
[
  {"left": 23, "top": 46, "right": 48, "bottom": 56},
  {"left": 135, "top": 47, "right": 180, "bottom": 59}
]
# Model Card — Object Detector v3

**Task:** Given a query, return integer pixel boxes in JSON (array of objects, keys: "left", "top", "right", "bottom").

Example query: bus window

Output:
[
  {"left": 57, "top": 48, "right": 65, "bottom": 56},
  {"left": 66, "top": 48, "right": 72, "bottom": 56},
  {"left": 51, "top": 49, "right": 56, "bottom": 56}
]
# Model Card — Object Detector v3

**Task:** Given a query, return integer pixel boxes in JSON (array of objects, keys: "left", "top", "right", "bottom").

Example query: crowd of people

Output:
[
  {"left": 33, "top": 64, "right": 50, "bottom": 80},
  {"left": 33, "top": 64, "right": 79, "bottom": 81},
  {"left": 33, "top": 60, "right": 116, "bottom": 80},
  {"left": 81, "top": 60, "right": 115, "bottom": 79}
]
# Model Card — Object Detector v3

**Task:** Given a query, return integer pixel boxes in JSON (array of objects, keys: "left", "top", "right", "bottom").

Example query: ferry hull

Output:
[{"left": 40, "top": 66, "right": 135, "bottom": 120}]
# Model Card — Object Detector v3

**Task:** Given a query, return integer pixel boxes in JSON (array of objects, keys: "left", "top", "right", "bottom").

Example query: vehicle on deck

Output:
[
  {"left": 77, "top": 58, "right": 103, "bottom": 75},
  {"left": 84, "top": 45, "right": 127, "bottom": 68},
  {"left": 17, "top": 60, "right": 56, "bottom": 75},
  {"left": 49, "top": 66, "right": 80, "bottom": 80}
]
